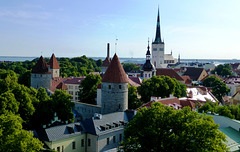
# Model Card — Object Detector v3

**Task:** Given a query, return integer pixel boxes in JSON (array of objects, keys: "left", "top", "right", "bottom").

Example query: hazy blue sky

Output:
[{"left": 0, "top": 0, "right": 240, "bottom": 59}]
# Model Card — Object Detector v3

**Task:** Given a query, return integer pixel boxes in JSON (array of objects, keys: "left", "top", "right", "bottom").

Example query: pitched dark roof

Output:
[
  {"left": 32, "top": 56, "right": 51, "bottom": 74},
  {"left": 48, "top": 53, "right": 60, "bottom": 69},
  {"left": 83, "top": 112, "right": 130, "bottom": 136},
  {"left": 141, "top": 60, "right": 155, "bottom": 71},
  {"left": 35, "top": 122, "right": 85, "bottom": 142},
  {"left": 153, "top": 8, "right": 164, "bottom": 44},
  {"left": 183, "top": 67, "right": 205, "bottom": 81},
  {"left": 102, "top": 54, "right": 128, "bottom": 83},
  {"left": 156, "top": 68, "right": 184, "bottom": 81},
  {"left": 56, "top": 82, "right": 68, "bottom": 90},
  {"left": 64, "top": 77, "right": 85, "bottom": 84},
  {"left": 102, "top": 57, "right": 111, "bottom": 67}
]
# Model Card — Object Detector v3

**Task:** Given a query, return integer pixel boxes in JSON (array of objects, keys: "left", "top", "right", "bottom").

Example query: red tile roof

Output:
[
  {"left": 64, "top": 77, "right": 85, "bottom": 85},
  {"left": 102, "top": 57, "right": 111, "bottom": 67},
  {"left": 128, "top": 76, "right": 142, "bottom": 85},
  {"left": 137, "top": 97, "right": 195, "bottom": 110},
  {"left": 32, "top": 56, "right": 51, "bottom": 74},
  {"left": 102, "top": 54, "right": 128, "bottom": 83},
  {"left": 56, "top": 82, "right": 68, "bottom": 90},
  {"left": 156, "top": 68, "right": 184, "bottom": 81},
  {"left": 48, "top": 53, "right": 60, "bottom": 69},
  {"left": 128, "top": 78, "right": 140, "bottom": 87},
  {"left": 181, "top": 75, "right": 192, "bottom": 84}
]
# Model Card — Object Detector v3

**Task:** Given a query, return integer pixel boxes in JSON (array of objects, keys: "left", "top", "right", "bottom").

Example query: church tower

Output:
[
  {"left": 31, "top": 56, "right": 51, "bottom": 90},
  {"left": 141, "top": 40, "right": 156, "bottom": 79},
  {"left": 101, "top": 53, "right": 128, "bottom": 114},
  {"left": 48, "top": 53, "right": 60, "bottom": 78},
  {"left": 152, "top": 8, "right": 165, "bottom": 68}
]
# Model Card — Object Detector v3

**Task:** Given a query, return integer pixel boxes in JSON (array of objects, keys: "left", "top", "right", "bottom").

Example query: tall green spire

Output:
[{"left": 153, "top": 8, "right": 163, "bottom": 44}]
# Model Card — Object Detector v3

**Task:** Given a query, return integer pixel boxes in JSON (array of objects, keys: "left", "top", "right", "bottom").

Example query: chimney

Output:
[{"left": 107, "top": 43, "right": 110, "bottom": 59}]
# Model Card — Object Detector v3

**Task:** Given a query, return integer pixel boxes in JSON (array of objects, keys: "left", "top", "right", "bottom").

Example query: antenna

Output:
[{"left": 115, "top": 37, "right": 118, "bottom": 54}]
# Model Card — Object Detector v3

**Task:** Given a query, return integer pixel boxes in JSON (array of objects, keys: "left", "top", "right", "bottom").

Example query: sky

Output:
[{"left": 0, "top": 0, "right": 240, "bottom": 59}]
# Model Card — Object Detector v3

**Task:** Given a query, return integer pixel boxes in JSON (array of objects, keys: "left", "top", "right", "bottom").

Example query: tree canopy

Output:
[
  {"left": 0, "top": 114, "right": 43, "bottom": 152},
  {"left": 203, "top": 75, "right": 230, "bottom": 102},
  {"left": 211, "top": 64, "right": 232, "bottom": 77},
  {"left": 137, "top": 75, "right": 187, "bottom": 103},
  {"left": 122, "top": 63, "right": 141, "bottom": 73},
  {"left": 120, "top": 102, "right": 227, "bottom": 152},
  {"left": 128, "top": 85, "right": 142, "bottom": 109},
  {"left": 78, "top": 74, "right": 101, "bottom": 105}
]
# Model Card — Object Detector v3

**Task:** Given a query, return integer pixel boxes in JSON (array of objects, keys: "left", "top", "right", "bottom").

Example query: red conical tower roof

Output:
[
  {"left": 32, "top": 56, "right": 51, "bottom": 74},
  {"left": 48, "top": 53, "right": 60, "bottom": 69},
  {"left": 102, "top": 53, "right": 128, "bottom": 83}
]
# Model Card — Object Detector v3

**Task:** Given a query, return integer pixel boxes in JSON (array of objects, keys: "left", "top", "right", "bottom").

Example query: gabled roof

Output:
[
  {"left": 35, "top": 122, "right": 85, "bottom": 142},
  {"left": 48, "top": 53, "right": 60, "bottom": 69},
  {"left": 56, "top": 82, "right": 68, "bottom": 90},
  {"left": 156, "top": 68, "right": 184, "bottom": 81},
  {"left": 64, "top": 77, "right": 85, "bottom": 85},
  {"left": 83, "top": 112, "right": 132, "bottom": 136},
  {"left": 183, "top": 67, "right": 206, "bottom": 81},
  {"left": 102, "top": 54, "right": 128, "bottom": 83},
  {"left": 128, "top": 76, "right": 142, "bottom": 85},
  {"left": 181, "top": 75, "right": 192, "bottom": 84},
  {"left": 32, "top": 56, "right": 51, "bottom": 74}
]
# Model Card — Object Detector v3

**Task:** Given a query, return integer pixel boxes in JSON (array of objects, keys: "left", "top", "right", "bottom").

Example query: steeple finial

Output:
[{"left": 153, "top": 7, "right": 163, "bottom": 44}]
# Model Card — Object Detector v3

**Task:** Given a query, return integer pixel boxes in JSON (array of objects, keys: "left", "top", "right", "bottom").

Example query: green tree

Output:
[
  {"left": 0, "top": 114, "right": 43, "bottom": 152},
  {"left": 138, "top": 75, "right": 186, "bottom": 103},
  {"left": 0, "top": 92, "right": 19, "bottom": 115},
  {"left": 203, "top": 76, "right": 230, "bottom": 102},
  {"left": 120, "top": 102, "right": 227, "bottom": 152},
  {"left": 122, "top": 63, "right": 141, "bottom": 73},
  {"left": 198, "top": 100, "right": 217, "bottom": 114},
  {"left": 79, "top": 74, "right": 101, "bottom": 105},
  {"left": 211, "top": 64, "right": 232, "bottom": 77},
  {"left": 216, "top": 105, "right": 235, "bottom": 119},
  {"left": 128, "top": 85, "right": 142, "bottom": 109},
  {"left": 50, "top": 89, "right": 74, "bottom": 123}
]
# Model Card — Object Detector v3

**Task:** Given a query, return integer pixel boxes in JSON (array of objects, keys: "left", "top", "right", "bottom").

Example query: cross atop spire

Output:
[{"left": 153, "top": 8, "right": 164, "bottom": 44}]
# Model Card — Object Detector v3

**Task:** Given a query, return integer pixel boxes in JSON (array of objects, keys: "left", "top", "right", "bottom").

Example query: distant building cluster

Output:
[{"left": 30, "top": 8, "right": 240, "bottom": 152}]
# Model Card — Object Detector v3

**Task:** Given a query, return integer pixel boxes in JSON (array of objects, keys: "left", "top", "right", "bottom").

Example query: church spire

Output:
[{"left": 153, "top": 8, "right": 163, "bottom": 44}]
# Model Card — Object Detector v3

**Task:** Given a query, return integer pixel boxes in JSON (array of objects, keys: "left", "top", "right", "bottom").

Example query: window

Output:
[
  {"left": 69, "top": 91, "right": 73, "bottom": 95},
  {"left": 88, "top": 139, "right": 91, "bottom": 146},
  {"left": 69, "top": 86, "right": 73, "bottom": 89},
  {"left": 119, "top": 85, "right": 121, "bottom": 89},
  {"left": 62, "top": 146, "right": 64, "bottom": 152},
  {"left": 57, "top": 146, "right": 60, "bottom": 152},
  {"left": 109, "top": 85, "right": 111, "bottom": 89},
  {"left": 75, "top": 97, "right": 78, "bottom": 101},
  {"left": 113, "top": 136, "right": 116, "bottom": 143},
  {"left": 81, "top": 139, "right": 84, "bottom": 147},
  {"left": 145, "top": 74, "right": 147, "bottom": 78},
  {"left": 75, "top": 86, "right": 78, "bottom": 90},
  {"left": 149, "top": 74, "right": 151, "bottom": 77},
  {"left": 107, "top": 138, "right": 110, "bottom": 145},
  {"left": 119, "top": 134, "right": 122, "bottom": 141},
  {"left": 119, "top": 104, "right": 121, "bottom": 109},
  {"left": 72, "top": 141, "right": 76, "bottom": 149},
  {"left": 75, "top": 92, "right": 78, "bottom": 95}
]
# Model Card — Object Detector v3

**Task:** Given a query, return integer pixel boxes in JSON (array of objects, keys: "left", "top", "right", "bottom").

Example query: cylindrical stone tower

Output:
[
  {"left": 101, "top": 53, "right": 128, "bottom": 114},
  {"left": 31, "top": 56, "right": 52, "bottom": 90}
]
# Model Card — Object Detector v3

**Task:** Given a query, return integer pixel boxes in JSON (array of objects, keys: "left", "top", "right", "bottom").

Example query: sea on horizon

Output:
[{"left": 1, "top": 56, "right": 240, "bottom": 65}]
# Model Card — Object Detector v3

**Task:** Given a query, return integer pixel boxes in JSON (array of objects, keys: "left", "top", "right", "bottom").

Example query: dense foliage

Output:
[
  {"left": 211, "top": 64, "right": 232, "bottom": 77},
  {"left": 128, "top": 85, "right": 142, "bottom": 109},
  {"left": 198, "top": 101, "right": 240, "bottom": 120},
  {"left": 203, "top": 75, "right": 230, "bottom": 102},
  {"left": 78, "top": 74, "right": 102, "bottom": 105},
  {"left": 0, "top": 114, "right": 43, "bottom": 152},
  {"left": 137, "top": 75, "right": 187, "bottom": 103},
  {"left": 122, "top": 63, "right": 141, "bottom": 73},
  {"left": 120, "top": 102, "right": 227, "bottom": 152},
  {"left": 0, "top": 56, "right": 102, "bottom": 87}
]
